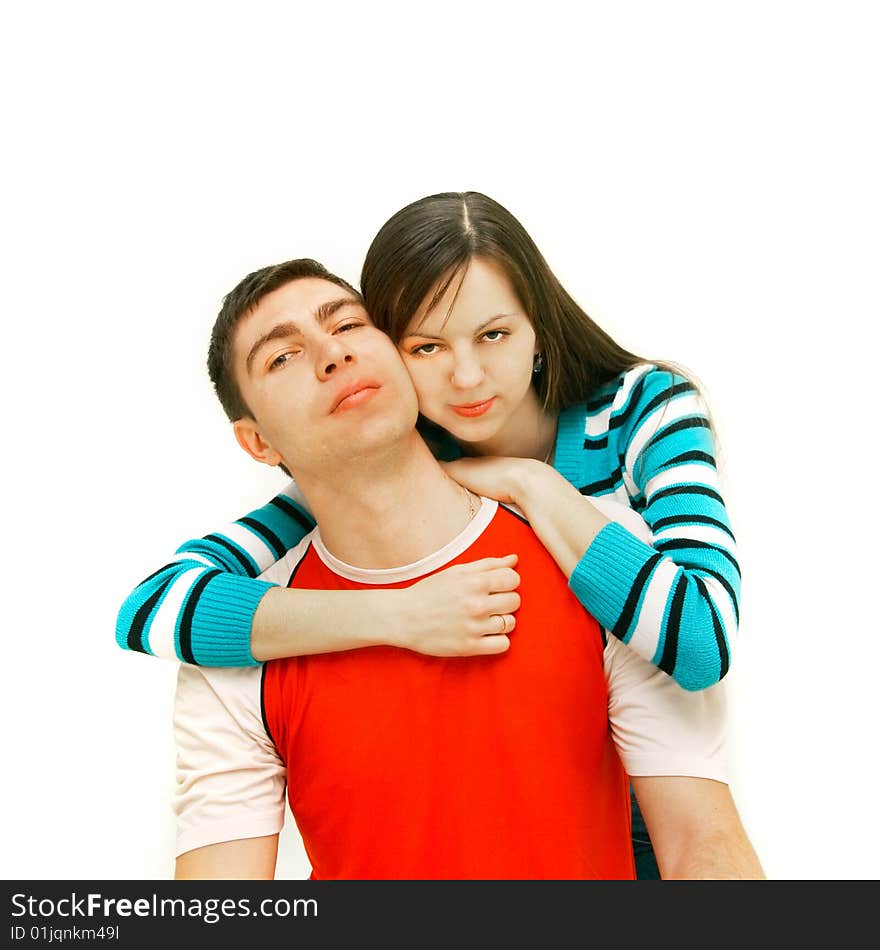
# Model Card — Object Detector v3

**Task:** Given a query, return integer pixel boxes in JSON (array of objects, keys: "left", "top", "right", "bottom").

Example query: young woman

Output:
[{"left": 118, "top": 192, "right": 740, "bottom": 878}]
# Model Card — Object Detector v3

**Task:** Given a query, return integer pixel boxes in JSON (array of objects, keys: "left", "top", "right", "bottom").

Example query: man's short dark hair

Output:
[{"left": 207, "top": 258, "right": 362, "bottom": 423}]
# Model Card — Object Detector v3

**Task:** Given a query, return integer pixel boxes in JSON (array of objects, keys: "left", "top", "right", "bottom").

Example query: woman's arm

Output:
[
  {"left": 443, "top": 370, "right": 740, "bottom": 691},
  {"left": 117, "top": 481, "right": 521, "bottom": 666}
]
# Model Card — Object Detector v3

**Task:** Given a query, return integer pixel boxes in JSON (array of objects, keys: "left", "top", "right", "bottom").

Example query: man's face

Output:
[{"left": 232, "top": 277, "right": 420, "bottom": 476}]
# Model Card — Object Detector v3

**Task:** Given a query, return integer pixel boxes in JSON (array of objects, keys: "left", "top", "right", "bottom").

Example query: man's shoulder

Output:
[
  {"left": 176, "top": 662, "right": 264, "bottom": 699},
  {"left": 174, "top": 662, "right": 268, "bottom": 743},
  {"left": 258, "top": 533, "right": 317, "bottom": 585}
]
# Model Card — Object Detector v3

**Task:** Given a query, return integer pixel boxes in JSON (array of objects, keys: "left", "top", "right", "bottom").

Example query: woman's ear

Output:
[{"left": 233, "top": 417, "right": 283, "bottom": 468}]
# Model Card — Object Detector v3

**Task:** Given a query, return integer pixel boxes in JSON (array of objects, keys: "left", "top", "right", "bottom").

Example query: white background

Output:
[{"left": 2, "top": 1, "right": 878, "bottom": 881}]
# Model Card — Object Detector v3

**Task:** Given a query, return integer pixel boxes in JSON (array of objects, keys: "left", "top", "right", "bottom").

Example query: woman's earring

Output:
[{"left": 533, "top": 352, "right": 544, "bottom": 375}]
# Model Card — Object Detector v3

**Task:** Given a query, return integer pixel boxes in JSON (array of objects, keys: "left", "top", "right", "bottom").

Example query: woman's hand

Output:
[
  {"left": 445, "top": 456, "right": 611, "bottom": 582},
  {"left": 395, "top": 554, "right": 521, "bottom": 656},
  {"left": 440, "top": 457, "right": 548, "bottom": 507}
]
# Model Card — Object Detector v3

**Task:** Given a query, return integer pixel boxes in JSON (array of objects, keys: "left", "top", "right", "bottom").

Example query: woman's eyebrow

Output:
[{"left": 404, "top": 313, "right": 520, "bottom": 339}]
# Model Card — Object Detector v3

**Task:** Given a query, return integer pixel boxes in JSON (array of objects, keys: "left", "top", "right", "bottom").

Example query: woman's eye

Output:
[
  {"left": 412, "top": 343, "right": 440, "bottom": 356},
  {"left": 481, "top": 330, "right": 508, "bottom": 342}
]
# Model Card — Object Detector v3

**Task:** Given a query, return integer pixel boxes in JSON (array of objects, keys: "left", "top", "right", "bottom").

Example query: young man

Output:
[{"left": 173, "top": 259, "right": 763, "bottom": 880}]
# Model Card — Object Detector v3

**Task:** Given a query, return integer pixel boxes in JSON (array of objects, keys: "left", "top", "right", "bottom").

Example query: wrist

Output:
[
  {"left": 372, "top": 588, "right": 411, "bottom": 650},
  {"left": 512, "top": 458, "right": 562, "bottom": 511}
]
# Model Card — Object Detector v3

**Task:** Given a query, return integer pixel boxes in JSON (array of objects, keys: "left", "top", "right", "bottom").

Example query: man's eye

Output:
[
  {"left": 269, "top": 351, "right": 297, "bottom": 370},
  {"left": 336, "top": 322, "right": 363, "bottom": 333}
]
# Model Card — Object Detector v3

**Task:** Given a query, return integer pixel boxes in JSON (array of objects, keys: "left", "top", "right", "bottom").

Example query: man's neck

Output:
[{"left": 294, "top": 431, "right": 477, "bottom": 569}]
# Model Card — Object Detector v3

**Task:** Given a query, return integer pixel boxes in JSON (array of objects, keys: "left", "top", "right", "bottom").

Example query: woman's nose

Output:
[{"left": 450, "top": 351, "right": 484, "bottom": 389}]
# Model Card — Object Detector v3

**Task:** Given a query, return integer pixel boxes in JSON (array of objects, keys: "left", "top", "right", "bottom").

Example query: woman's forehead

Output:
[{"left": 405, "top": 259, "right": 526, "bottom": 335}]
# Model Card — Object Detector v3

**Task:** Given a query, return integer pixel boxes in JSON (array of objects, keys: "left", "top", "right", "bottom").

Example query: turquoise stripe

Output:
[
  {"left": 664, "top": 580, "right": 725, "bottom": 690},
  {"left": 185, "top": 573, "right": 276, "bottom": 666},
  {"left": 249, "top": 498, "right": 315, "bottom": 548}
]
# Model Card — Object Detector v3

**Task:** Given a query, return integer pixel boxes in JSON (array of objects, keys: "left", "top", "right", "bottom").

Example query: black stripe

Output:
[
  {"left": 658, "top": 575, "right": 687, "bottom": 676},
  {"left": 286, "top": 542, "right": 313, "bottom": 588},
  {"left": 657, "top": 562, "right": 740, "bottom": 619},
  {"left": 270, "top": 496, "right": 316, "bottom": 534},
  {"left": 632, "top": 381, "right": 696, "bottom": 431},
  {"left": 683, "top": 567, "right": 740, "bottom": 624},
  {"left": 205, "top": 533, "right": 258, "bottom": 577},
  {"left": 644, "top": 416, "right": 710, "bottom": 452},
  {"left": 126, "top": 575, "right": 175, "bottom": 653},
  {"left": 608, "top": 375, "right": 648, "bottom": 432},
  {"left": 178, "top": 569, "right": 222, "bottom": 666},
  {"left": 239, "top": 517, "right": 289, "bottom": 561},
  {"left": 661, "top": 450, "right": 717, "bottom": 469},
  {"left": 695, "top": 576, "right": 730, "bottom": 680},
  {"left": 585, "top": 391, "right": 616, "bottom": 413},
  {"left": 134, "top": 562, "right": 177, "bottom": 590},
  {"left": 582, "top": 435, "right": 608, "bottom": 451},
  {"left": 648, "top": 484, "right": 723, "bottom": 506},
  {"left": 651, "top": 514, "right": 736, "bottom": 541},
  {"left": 654, "top": 539, "right": 741, "bottom": 578},
  {"left": 579, "top": 469, "right": 622, "bottom": 496},
  {"left": 259, "top": 663, "right": 279, "bottom": 755},
  {"left": 613, "top": 553, "right": 663, "bottom": 641}
]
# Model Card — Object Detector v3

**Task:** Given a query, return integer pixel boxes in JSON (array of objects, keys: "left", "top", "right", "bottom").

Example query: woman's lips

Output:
[{"left": 450, "top": 397, "right": 495, "bottom": 418}]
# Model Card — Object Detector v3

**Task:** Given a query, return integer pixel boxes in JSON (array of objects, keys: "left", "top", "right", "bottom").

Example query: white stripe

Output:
[
  {"left": 145, "top": 566, "right": 209, "bottom": 660},
  {"left": 584, "top": 403, "right": 614, "bottom": 438},
  {"left": 624, "top": 392, "right": 708, "bottom": 478},
  {"left": 621, "top": 467, "right": 638, "bottom": 499},
  {"left": 219, "top": 521, "right": 278, "bottom": 571},
  {"left": 624, "top": 557, "right": 681, "bottom": 661},
  {"left": 644, "top": 463, "right": 721, "bottom": 499},
  {"left": 652, "top": 523, "right": 737, "bottom": 550},
  {"left": 583, "top": 364, "right": 653, "bottom": 438},
  {"left": 169, "top": 552, "right": 216, "bottom": 568},
  {"left": 699, "top": 574, "right": 738, "bottom": 652},
  {"left": 278, "top": 479, "right": 312, "bottom": 515}
]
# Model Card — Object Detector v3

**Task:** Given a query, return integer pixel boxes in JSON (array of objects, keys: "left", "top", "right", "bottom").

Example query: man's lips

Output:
[
  {"left": 450, "top": 397, "right": 495, "bottom": 418},
  {"left": 330, "top": 381, "right": 382, "bottom": 413}
]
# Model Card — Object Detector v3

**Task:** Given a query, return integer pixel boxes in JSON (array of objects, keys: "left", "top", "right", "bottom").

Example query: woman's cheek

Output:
[{"left": 405, "top": 365, "right": 434, "bottom": 407}]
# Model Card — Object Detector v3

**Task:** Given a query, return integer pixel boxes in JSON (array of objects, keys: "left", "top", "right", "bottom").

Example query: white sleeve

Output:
[
  {"left": 591, "top": 494, "right": 729, "bottom": 782},
  {"left": 173, "top": 664, "right": 287, "bottom": 857},
  {"left": 604, "top": 639, "right": 729, "bottom": 781}
]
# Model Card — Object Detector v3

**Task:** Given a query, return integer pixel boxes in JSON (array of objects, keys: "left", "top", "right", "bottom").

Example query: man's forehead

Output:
[
  {"left": 249, "top": 278, "right": 359, "bottom": 327},
  {"left": 235, "top": 278, "right": 358, "bottom": 351}
]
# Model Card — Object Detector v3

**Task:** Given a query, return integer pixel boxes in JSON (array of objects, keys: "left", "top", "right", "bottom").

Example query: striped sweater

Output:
[{"left": 116, "top": 364, "right": 739, "bottom": 689}]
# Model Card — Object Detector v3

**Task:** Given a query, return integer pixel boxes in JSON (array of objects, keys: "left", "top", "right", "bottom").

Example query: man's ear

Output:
[{"left": 233, "top": 417, "right": 283, "bottom": 468}]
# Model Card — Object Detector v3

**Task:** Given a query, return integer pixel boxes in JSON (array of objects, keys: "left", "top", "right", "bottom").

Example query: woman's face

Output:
[{"left": 399, "top": 257, "right": 547, "bottom": 453}]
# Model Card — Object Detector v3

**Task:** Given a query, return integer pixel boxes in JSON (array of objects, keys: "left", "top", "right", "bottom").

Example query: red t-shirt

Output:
[{"left": 263, "top": 505, "right": 634, "bottom": 879}]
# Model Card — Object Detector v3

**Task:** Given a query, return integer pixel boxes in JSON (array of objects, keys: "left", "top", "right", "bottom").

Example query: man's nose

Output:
[{"left": 316, "top": 337, "right": 355, "bottom": 379}]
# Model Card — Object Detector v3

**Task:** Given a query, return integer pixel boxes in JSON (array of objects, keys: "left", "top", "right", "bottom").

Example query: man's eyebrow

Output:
[
  {"left": 403, "top": 313, "right": 520, "bottom": 340},
  {"left": 245, "top": 298, "right": 364, "bottom": 373},
  {"left": 246, "top": 321, "right": 301, "bottom": 373},
  {"left": 314, "top": 297, "right": 364, "bottom": 326}
]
